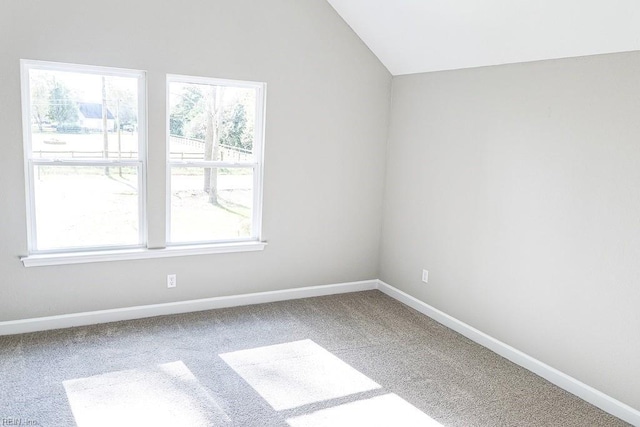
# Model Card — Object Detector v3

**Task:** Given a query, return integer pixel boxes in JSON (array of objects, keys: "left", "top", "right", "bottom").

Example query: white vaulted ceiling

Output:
[{"left": 326, "top": 0, "right": 640, "bottom": 75}]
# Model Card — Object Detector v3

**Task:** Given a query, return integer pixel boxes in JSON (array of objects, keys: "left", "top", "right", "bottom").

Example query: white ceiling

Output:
[{"left": 326, "top": 0, "right": 640, "bottom": 76}]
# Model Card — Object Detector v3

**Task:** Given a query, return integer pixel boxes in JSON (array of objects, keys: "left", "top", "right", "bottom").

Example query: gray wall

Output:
[
  {"left": 0, "top": 0, "right": 391, "bottom": 321},
  {"left": 380, "top": 52, "right": 640, "bottom": 409}
]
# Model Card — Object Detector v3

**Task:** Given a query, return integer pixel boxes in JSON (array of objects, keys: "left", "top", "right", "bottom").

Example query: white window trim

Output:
[
  {"left": 19, "top": 62, "right": 268, "bottom": 267},
  {"left": 20, "top": 241, "right": 267, "bottom": 267},
  {"left": 20, "top": 59, "right": 148, "bottom": 255},
  {"left": 165, "top": 74, "right": 267, "bottom": 247}
]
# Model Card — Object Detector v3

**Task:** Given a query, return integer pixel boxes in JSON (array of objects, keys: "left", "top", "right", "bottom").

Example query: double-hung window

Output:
[
  {"left": 21, "top": 60, "right": 146, "bottom": 253},
  {"left": 20, "top": 61, "right": 266, "bottom": 265},
  {"left": 167, "top": 75, "right": 266, "bottom": 245}
]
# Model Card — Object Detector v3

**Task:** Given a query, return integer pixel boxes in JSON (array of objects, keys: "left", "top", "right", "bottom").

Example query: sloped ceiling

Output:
[{"left": 326, "top": 0, "right": 640, "bottom": 75}]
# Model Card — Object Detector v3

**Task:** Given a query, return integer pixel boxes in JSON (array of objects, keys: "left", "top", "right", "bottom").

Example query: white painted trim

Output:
[
  {"left": 165, "top": 74, "right": 266, "bottom": 246},
  {"left": 252, "top": 81, "right": 267, "bottom": 243},
  {"left": 32, "top": 159, "right": 142, "bottom": 167},
  {"left": 20, "top": 60, "right": 37, "bottom": 253},
  {"left": 0, "top": 280, "right": 377, "bottom": 336},
  {"left": 20, "top": 59, "right": 148, "bottom": 254},
  {"left": 168, "top": 160, "right": 257, "bottom": 168},
  {"left": 22, "top": 59, "right": 145, "bottom": 78},
  {"left": 375, "top": 280, "right": 640, "bottom": 426},
  {"left": 167, "top": 73, "right": 264, "bottom": 89},
  {"left": 21, "top": 241, "right": 267, "bottom": 267}
]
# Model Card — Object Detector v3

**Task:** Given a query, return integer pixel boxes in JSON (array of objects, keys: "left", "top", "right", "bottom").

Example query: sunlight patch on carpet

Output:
[
  {"left": 219, "top": 339, "right": 381, "bottom": 410},
  {"left": 287, "top": 393, "right": 443, "bottom": 427},
  {"left": 63, "top": 361, "right": 229, "bottom": 427}
]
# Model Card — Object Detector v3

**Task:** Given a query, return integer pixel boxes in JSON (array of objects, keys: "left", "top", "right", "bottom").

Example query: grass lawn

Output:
[{"left": 33, "top": 168, "right": 252, "bottom": 250}]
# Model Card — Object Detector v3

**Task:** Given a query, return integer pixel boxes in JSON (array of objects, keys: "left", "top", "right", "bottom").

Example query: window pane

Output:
[
  {"left": 29, "top": 68, "right": 140, "bottom": 159},
  {"left": 170, "top": 167, "right": 253, "bottom": 242},
  {"left": 168, "top": 82, "right": 257, "bottom": 162},
  {"left": 33, "top": 166, "right": 140, "bottom": 250}
]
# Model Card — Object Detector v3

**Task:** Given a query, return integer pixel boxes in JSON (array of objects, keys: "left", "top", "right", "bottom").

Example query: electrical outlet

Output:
[
  {"left": 421, "top": 269, "right": 429, "bottom": 283},
  {"left": 167, "top": 274, "right": 177, "bottom": 288}
]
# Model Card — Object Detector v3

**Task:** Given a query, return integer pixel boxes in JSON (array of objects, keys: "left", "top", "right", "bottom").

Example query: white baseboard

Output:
[
  {"left": 0, "top": 279, "right": 377, "bottom": 336},
  {"left": 376, "top": 280, "right": 640, "bottom": 426}
]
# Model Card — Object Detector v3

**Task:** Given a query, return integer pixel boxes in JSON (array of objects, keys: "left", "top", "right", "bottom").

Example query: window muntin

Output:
[
  {"left": 167, "top": 75, "right": 265, "bottom": 245},
  {"left": 21, "top": 60, "right": 146, "bottom": 253}
]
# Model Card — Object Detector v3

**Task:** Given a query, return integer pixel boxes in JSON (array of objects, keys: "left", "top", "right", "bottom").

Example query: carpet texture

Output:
[{"left": 0, "top": 290, "right": 630, "bottom": 426}]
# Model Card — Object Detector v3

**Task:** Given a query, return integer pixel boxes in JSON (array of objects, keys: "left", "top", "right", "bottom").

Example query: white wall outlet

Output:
[
  {"left": 422, "top": 269, "right": 429, "bottom": 283},
  {"left": 167, "top": 274, "right": 177, "bottom": 288}
]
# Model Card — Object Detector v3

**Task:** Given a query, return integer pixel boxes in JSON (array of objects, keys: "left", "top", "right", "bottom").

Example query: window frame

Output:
[
  {"left": 20, "top": 59, "right": 148, "bottom": 255},
  {"left": 18, "top": 62, "right": 267, "bottom": 267},
  {"left": 165, "top": 74, "right": 267, "bottom": 247}
]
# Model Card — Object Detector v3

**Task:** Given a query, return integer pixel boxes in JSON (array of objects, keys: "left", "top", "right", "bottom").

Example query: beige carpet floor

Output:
[{"left": 0, "top": 290, "right": 630, "bottom": 426}]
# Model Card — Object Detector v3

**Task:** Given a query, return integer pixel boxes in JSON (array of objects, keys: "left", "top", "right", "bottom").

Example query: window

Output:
[
  {"left": 20, "top": 62, "right": 266, "bottom": 266},
  {"left": 167, "top": 75, "right": 266, "bottom": 245},
  {"left": 21, "top": 60, "right": 146, "bottom": 253}
]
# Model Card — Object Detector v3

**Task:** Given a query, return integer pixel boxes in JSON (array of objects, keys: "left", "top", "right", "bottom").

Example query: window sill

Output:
[{"left": 21, "top": 241, "right": 267, "bottom": 267}]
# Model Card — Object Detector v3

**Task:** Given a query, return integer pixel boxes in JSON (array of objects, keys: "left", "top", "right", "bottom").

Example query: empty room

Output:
[{"left": 1, "top": 0, "right": 639, "bottom": 426}]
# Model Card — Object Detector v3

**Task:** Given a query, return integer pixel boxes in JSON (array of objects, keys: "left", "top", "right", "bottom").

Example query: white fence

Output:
[
  {"left": 169, "top": 135, "right": 251, "bottom": 162},
  {"left": 33, "top": 135, "right": 253, "bottom": 162}
]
